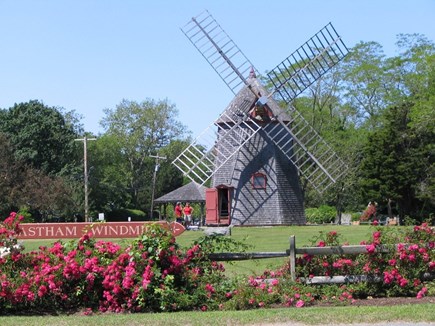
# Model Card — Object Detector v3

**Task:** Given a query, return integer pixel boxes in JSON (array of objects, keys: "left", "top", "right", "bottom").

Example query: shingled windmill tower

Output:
[{"left": 173, "top": 11, "right": 349, "bottom": 226}]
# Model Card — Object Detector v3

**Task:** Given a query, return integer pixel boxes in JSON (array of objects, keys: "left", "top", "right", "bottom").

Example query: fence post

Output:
[{"left": 289, "top": 235, "right": 296, "bottom": 281}]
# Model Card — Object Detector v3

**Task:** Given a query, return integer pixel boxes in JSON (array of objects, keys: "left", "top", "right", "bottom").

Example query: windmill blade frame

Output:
[
  {"left": 172, "top": 101, "right": 262, "bottom": 185},
  {"left": 264, "top": 107, "right": 348, "bottom": 193},
  {"left": 267, "top": 22, "right": 349, "bottom": 104},
  {"left": 181, "top": 10, "right": 259, "bottom": 95}
]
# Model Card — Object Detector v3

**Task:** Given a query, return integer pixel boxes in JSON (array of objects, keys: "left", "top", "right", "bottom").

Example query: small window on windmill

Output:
[
  {"left": 252, "top": 172, "right": 267, "bottom": 189},
  {"left": 249, "top": 96, "right": 272, "bottom": 122}
]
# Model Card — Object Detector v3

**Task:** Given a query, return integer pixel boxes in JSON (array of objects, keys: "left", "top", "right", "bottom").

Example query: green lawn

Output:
[
  {"left": 0, "top": 303, "right": 434, "bottom": 325},
  {"left": 178, "top": 225, "right": 374, "bottom": 275}
]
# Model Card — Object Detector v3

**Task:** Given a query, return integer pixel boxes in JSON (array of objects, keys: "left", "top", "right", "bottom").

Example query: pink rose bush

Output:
[
  {"left": 1, "top": 212, "right": 434, "bottom": 314},
  {"left": 296, "top": 223, "right": 435, "bottom": 300},
  {"left": 0, "top": 214, "right": 231, "bottom": 313}
]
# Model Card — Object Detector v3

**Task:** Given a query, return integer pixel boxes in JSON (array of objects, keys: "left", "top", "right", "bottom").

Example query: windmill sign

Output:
[{"left": 173, "top": 10, "right": 349, "bottom": 226}]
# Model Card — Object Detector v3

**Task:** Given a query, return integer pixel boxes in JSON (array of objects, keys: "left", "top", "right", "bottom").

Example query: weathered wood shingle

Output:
[{"left": 212, "top": 74, "right": 305, "bottom": 226}]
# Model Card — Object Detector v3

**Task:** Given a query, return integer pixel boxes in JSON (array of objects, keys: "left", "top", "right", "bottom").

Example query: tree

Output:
[
  {"left": 100, "top": 99, "right": 187, "bottom": 211},
  {"left": 87, "top": 134, "right": 132, "bottom": 213},
  {"left": 0, "top": 100, "right": 80, "bottom": 176},
  {"left": 358, "top": 102, "right": 434, "bottom": 221},
  {"left": 0, "top": 132, "right": 79, "bottom": 219},
  {"left": 388, "top": 34, "right": 435, "bottom": 133},
  {"left": 0, "top": 133, "right": 20, "bottom": 216},
  {"left": 338, "top": 41, "right": 390, "bottom": 130}
]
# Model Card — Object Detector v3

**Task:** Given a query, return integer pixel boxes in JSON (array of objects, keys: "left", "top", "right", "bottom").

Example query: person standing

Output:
[
  {"left": 183, "top": 202, "right": 194, "bottom": 229},
  {"left": 174, "top": 202, "right": 183, "bottom": 224}
]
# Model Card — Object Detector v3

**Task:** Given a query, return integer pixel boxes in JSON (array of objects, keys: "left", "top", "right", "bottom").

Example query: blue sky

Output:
[{"left": 1, "top": 0, "right": 434, "bottom": 138}]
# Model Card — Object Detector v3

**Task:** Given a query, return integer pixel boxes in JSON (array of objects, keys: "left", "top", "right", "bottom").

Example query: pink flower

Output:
[
  {"left": 383, "top": 271, "right": 393, "bottom": 284},
  {"left": 363, "top": 263, "right": 371, "bottom": 273},
  {"left": 408, "top": 244, "right": 419, "bottom": 251},
  {"left": 416, "top": 287, "right": 427, "bottom": 299},
  {"left": 205, "top": 283, "right": 215, "bottom": 293},
  {"left": 399, "top": 278, "right": 408, "bottom": 287},
  {"left": 366, "top": 244, "right": 376, "bottom": 254},
  {"left": 295, "top": 300, "right": 305, "bottom": 308},
  {"left": 37, "top": 285, "right": 48, "bottom": 297}
]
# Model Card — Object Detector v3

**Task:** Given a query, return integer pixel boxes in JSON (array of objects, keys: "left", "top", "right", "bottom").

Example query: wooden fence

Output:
[{"left": 208, "top": 235, "right": 435, "bottom": 284}]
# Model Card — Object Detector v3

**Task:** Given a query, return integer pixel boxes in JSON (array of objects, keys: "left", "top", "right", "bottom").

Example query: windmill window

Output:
[{"left": 252, "top": 173, "right": 267, "bottom": 189}]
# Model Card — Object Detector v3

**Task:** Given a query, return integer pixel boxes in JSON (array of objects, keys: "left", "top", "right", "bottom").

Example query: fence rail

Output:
[{"left": 208, "top": 235, "right": 435, "bottom": 283}]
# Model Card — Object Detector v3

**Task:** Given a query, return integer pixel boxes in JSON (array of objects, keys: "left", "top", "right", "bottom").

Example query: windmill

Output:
[{"left": 173, "top": 10, "right": 349, "bottom": 226}]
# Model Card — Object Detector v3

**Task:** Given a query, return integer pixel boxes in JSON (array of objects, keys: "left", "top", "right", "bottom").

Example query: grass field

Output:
[{"left": 0, "top": 303, "right": 434, "bottom": 325}]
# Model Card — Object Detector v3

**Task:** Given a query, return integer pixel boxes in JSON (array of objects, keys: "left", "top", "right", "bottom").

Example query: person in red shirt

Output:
[
  {"left": 183, "top": 202, "right": 194, "bottom": 229},
  {"left": 174, "top": 202, "right": 183, "bottom": 224}
]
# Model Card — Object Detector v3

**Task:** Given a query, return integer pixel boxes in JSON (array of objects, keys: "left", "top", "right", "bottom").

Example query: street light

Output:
[
  {"left": 149, "top": 154, "right": 166, "bottom": 220},
  {"left": 75, "top": 136, "right": 96, "bottom": 222}
]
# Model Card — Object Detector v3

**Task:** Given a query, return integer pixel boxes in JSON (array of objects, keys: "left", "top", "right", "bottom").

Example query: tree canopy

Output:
[{"left": 0, "top": 100, "right": 80, "bottom": 175}]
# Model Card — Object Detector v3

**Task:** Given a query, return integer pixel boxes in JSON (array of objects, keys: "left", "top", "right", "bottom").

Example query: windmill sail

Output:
[
  {"left": 172, "top": 100, "right": 262, "bottom": 185},
  {"left": 264, "top": 108, "right": 348, "bottom": 193},
  {"left": 267, "top": 23, "right": 348, "bottom": 103},
  {"left": 177, "top": 11, "right": 263, "bottom": 184},
  {"left": 263, "top": 23, "right": 349, "bottom": 193},
  {"left": 181, "top": 10, "right": 258, "bottom": 95}
]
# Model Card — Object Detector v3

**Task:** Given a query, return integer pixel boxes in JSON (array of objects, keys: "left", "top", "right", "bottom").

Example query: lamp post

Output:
[
  {"left": 75, "top": 136, "right": 96, "bottom": 222},
  {"left": 149, "top": 154, "right": 166, "bottom": 220}
]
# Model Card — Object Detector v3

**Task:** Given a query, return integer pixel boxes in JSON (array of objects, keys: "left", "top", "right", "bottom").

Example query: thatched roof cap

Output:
[{"left": 154, "top": 181, "right": 208, "bottom": 204}]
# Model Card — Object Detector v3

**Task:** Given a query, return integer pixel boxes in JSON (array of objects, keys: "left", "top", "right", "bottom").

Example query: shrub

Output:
[
  {"left": 295, "top": 223, "right": 435, "bottom": 298},
  {"left": 106, "top": 209, "right": 146, "bottom": 222},
  {"left": 17, "top": 206, "right": 34, "bottom": 223},
  {"left": 305, "top": 205, "right": 336, "bottom": 224}
]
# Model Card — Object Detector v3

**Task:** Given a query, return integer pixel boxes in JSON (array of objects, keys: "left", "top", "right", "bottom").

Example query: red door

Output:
[{"left": 205, "top": 188, "right": 218, "bottom": 224}]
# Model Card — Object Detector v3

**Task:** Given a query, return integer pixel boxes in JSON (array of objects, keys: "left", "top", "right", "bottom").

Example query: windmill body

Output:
[
  {"left": 211, "top": 72, "right": 305, "bottom": 225},
  {"left": 173, "top": 11, "right": 349, "bottom": 226}
]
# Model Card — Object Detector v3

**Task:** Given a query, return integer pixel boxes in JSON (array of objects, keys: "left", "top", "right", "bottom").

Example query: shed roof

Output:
[{"left": 154, "top": 181, "right": 208, "bottom": 204}]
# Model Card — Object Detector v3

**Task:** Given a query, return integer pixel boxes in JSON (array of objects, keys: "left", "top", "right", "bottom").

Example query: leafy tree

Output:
[
  {"left": 0, "top": 133, "right": 20, "bottom": 216},
  {"left": 0, "top": 132, "right": 79, "bottom": 219},
  {"left": 358, "top": 102, "right": 434, "bottom": 221},
  {"left": 387, "top": 34, "right": 435, "bottom": 133},
  {"left": 100, "top": 99, "right": 187, "bottom": 212},
  {"left": 0, "top": 100, "right": 80, "bottom": 175},
  {"left": 87, "top": 134, "right": 132, "bottom": 213},
  {"left": 338, "top": 41, "right": 390, "bottom": 130}
]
